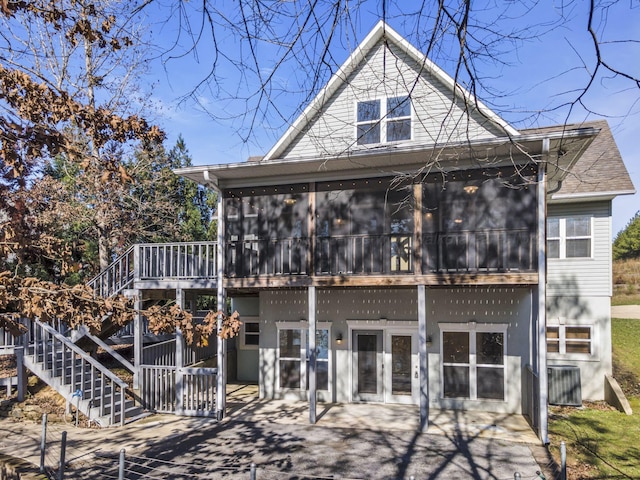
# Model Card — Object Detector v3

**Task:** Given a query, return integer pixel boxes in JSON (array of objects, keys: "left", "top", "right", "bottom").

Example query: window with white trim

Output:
[
  {"left": 547, "top": 216, "right": 592, "bottom": 259},
  {"left": 239, "top": 318, "right": 260, "bottom": 350},
  {"left": 440, "top": 324, "right": 507, "bottom": 401},
  {"left": 356, "top": 96, "right": 411, "bottom": 145},
  {"left": 547, "top": 325, "right": 592, "bottom": 356},
  {"left": 277, "top": 324, "right": 330, "bottom": 391}
]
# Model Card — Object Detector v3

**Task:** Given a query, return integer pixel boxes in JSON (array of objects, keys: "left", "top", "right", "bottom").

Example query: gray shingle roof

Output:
[{"left": 521, "top": 120, "right": 635, "bottom": 196}]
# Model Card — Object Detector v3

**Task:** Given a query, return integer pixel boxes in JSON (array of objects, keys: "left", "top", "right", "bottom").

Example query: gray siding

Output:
[
  {"left": 546, "top": 200, "right": 612, "bottom": 401},
  {"left": 281, "top": 40, "right": 505, "bottom": 160},
  {"left": 546, "top": 296, "right": 611, "bottom": 401},
  {"left": 547, "top": 201, "right": 612, "bottom": 297}
]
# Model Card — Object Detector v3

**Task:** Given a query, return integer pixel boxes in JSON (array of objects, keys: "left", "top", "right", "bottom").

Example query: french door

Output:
[{"left": 352, "top": 329, "right": 418, "bottom": 404}]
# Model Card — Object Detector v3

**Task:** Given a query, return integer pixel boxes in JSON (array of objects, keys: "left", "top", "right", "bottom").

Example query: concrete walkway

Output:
[
  {"left": 612, "top": 304, "right": 640, "bottom": 319},
  {"left": 0, "top": 385, "right": 548, "bottom": 479}
]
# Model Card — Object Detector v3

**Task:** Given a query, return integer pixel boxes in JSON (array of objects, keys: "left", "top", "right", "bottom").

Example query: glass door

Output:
[
  {"left": 385, "top": 331, "right": 419, "bottom": 404},
  {"left": 352, "top": 330, "right": 384, "bottom": 402}
]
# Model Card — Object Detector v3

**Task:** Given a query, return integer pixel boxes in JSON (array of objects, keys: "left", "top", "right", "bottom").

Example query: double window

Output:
[
  {"left": 356, "top": 96, "right": 411, "bottom": 145},
  {"left": 547, "top": 216, "right": 592, "bottom": 259},
  {"left": 440, "top": 324, "right": 507, "bottom": 401},
  {"left": 547, "top": 324, "right": 592, "bottom": 356},
  {"left": 278, "top": 325, "right": 330, "bottom": 391}
]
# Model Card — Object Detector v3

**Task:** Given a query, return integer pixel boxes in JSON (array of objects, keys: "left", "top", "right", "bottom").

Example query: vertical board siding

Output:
[
  {"left": 547, "top": 201, "right": 612, "bottom": 297},
  {"left": 280, "top": 41, "right": 504, "bottom": 160}
]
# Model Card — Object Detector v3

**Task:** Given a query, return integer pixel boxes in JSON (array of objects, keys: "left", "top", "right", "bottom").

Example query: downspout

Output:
[{"left": 537, "top": 139, "right": 549, "bottom": 444}]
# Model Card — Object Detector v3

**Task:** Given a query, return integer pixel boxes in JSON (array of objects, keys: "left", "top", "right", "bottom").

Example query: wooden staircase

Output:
[
  {"left": 2, "top": 242, "right": 221, "bottom": 426},
  {"left": 21, "top": 319, "right": 143, "bottom": 427}
]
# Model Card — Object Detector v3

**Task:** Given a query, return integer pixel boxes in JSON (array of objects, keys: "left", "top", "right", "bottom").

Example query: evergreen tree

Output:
[{"left": 613, "top": 211, "right": 640, "bottom": 260}]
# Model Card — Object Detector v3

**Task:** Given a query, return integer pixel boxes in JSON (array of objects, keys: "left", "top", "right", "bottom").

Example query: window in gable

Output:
[
  {"left": 356, "top": 96, "right": 411, "bottom": 145},
  {"left": 547, "top": 216, "right": 592, "bottom": 259},
  {"left": 386, "top": 96, "right": 411, "bottom": 142},
  {"left": 357, "top": 100, "right": 381, "bottom": 145}
]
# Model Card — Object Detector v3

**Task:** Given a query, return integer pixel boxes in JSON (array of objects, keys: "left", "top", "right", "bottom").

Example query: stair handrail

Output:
[
  {"left": 87, "top": 244, "right": 137, "bottom": 298},
  {"left": 32, "top": 319, "right": 129, "bottom": 391},
  {"left": 77, "top": 326, "right": 136, "bottom": 373}
]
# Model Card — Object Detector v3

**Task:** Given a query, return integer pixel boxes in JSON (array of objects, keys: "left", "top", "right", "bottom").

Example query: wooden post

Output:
[
  {"left": 537, "top": 140, "right": 549, "bottom": 444},
  {"left": 308, "top": 286, "right": 317, "bottom": 424},
  {"left": 175, "top": 288, "right": 185, "bottom": 414},
  {"left": 133, "top": 290, "right": 143, "bottom": 391},
  {"left": 215, "top": 188, "right": 227, "bottom": 420},
  {"left": 15, "top": 346, "right": 26, "bottom": 401},
  {"left": 413, "top": 183, "right": 423, "bottom": 275},
  {"left": 308, "top": 182, "right": 316, "bottom": 275},
  {"left": 40, "top": 414, "right": 47, "bottom": 473},
  {"left": 418, "top": 284, "right": 429, "bottom": 431}
]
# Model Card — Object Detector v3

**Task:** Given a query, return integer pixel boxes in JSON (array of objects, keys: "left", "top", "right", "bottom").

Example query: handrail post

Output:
[
  {"left": 40, "top": 413, "right": 47, "bottom": 473},
  {"left": 57, "top": 430, "right": 67, "bottom": 480},
  {"left": 118, "top": 449, "right": 126, "bottom": 480},
  {"left": 133, "top": 244, "right": 141, "bottom": 282},
  {"left": 15, "top": 346, "right": 26, "bottom": 401}
]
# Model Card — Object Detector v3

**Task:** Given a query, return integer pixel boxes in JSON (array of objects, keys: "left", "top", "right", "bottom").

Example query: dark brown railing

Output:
[{"left": 226, "top": 229, "right": 536, "bottom": 278}]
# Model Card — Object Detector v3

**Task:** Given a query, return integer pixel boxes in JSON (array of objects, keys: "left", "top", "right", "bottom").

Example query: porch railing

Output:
[
  {"left": 226, "top": 229, "right": 536, "bottom": 277},
  {"left": 142, "top": 338, "right": 216, "bottom": 366},
  {"left": 422, "top": 229, "right": 536, "bottom": 273},
  {"left": 227, "top": 237, "right": 309, "bottom": 277},
  {"left": 140, "top": 365, "right": 217, "bottom": 416},
  {"left": 88, "top": 242, "right": 218, "bottom": 297}
]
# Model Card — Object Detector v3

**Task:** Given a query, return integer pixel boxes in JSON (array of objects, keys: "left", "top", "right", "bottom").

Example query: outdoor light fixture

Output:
[
  {"left": 284, "top": 198, "right": 297, "bottom": 206},
  {"left": 336, "top": 333, "right": 343, "bottom": 345},
  {"left": 425, "top": 335, "right": 433, "bottom": 348},
  {"left": 463, "top": 185, "right": 479, "bottom": 194}
]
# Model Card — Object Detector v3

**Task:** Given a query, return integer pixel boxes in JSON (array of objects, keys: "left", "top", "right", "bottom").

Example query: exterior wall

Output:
[
  {"left": 546, "top": 200, "right": 613, "bottom": 401},
  {"left": 231, "top": 296, "right": 260, "bottom": 382},
  {"left": 547, "top": 292, "right": 612, "bottom": 401},
  {"left": 257, "top": 286, "right": 532, "bottom": 414},
  {"left": 281, "top": 40, "right": 505, "bottom": 160},
  {"left": 259, "top": 287, "right": 419, "bottom": 402},
  {"left": 426, "top": 287, "right": 533, "bottom": 414},
  {"left": 547, "top": 201, "right": 612, "bottom": 297}
]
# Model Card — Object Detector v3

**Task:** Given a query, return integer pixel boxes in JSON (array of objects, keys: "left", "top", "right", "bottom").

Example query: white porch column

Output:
[
  {"left": 215, "top": 188, "right": 227, "bottom": 420},
  {"left": 418, "top": 284, "right": 429, "bottom": 431},
  {"left": 175, "top": 287, "right": 185, "bottom": 414},
  {"left": 132, "top": 290, "right": 143, "bottom": 390},
  {"left": 537, "top": 140, "right": 549, "bottom": 444},
  {"left": 308, "top": 286, "right": 317, "bottom": 424}
]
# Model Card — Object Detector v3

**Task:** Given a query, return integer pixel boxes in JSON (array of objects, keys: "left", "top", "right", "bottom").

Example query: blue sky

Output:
[{"left": 144, "top": 2, "right": 639, "bottom": 236}]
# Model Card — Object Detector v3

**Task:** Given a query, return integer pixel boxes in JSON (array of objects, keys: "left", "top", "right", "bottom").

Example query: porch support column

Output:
[
  {"left": 537, "top": 140, "right": 549, "bottom": 444},
  {"left": 418, "top": 284, "right": 429, "bottom": 431},
  {"left": 413, "top": 183, "right": 423, "bottom": 275},
  {"left": 308, "top": 285, "right": 317, "bottom": 424},
  {"left": 132, "top": 290, "right": 143, "bottom": 391},
  {"left": 215, "top": 188, "right": 227, "bottom": 420},
  {"left": 175, "top": 287, "right": 185, "bottom": 414}
]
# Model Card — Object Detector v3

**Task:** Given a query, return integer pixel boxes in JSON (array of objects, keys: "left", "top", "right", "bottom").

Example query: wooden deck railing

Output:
[
  {"left": 422, "top": 229, "right": 536, "bottom": 273},
  {"left": 88, "top": 242, "right": 218, "bottom": 297},
  {"left": 87, "top": 231, "right": 536, "bottom": 289},
  {"left": 140, "top": 365, "right": 217, "bottom": 416},
  {"left": 226, "top": 229, "right": 536, "bottom": 277}
]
